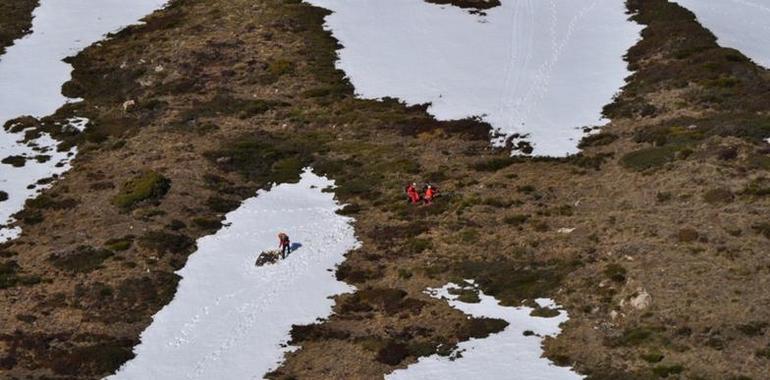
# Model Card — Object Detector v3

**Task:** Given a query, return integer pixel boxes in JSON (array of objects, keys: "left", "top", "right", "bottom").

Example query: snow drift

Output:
[
  {"left": 673, "top": 0, "right": 770, "bottom": 68},
  {"left": 387, "top": 282, "right": 583, "bottom": 380},
  {"left": 303, "top": 0, "right": 642, "bottom": 156},
  {"left": 109, "top": 170, "right": 359, "bottom": 380}
]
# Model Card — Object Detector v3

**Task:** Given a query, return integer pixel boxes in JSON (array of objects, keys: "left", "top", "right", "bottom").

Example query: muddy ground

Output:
[{"left": 0, "top": 0, "right": 769, "bottom": 379}]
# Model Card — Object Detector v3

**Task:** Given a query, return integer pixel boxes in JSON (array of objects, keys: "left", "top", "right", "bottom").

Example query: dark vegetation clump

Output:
[
  {"left": 205, "top": 132, "right": 319, "bottom": 185},
  {"left": 454, "top": 259, "right": 579, "bottom": 305},
  {"left": 111, "top": 170, "right": 170, "bottom": 209},
  {"left": 472, "top": 157, "right": 517, "bottom": 172},
  {"left": 621, "top": 145, "right": 681, "bottom": 171},
  {"left": 1, "top": 155, "right": 26, "bottom": 167},
  {"left": 742, "top": 178, "right": 770, "bottom": 197},
  {"left": 424, "top": 0, "right": 501, "bottom": 11},
  {"left": 578, "top": 132, "right": 619, "bottom": 149},
  {"left": 47, "top": 340, "right": 136, "bottom": 377},
  {"left": 751, "top": 223, "right": 770, "bottom": 239},
  {"left": 703, "top": 188, "right": 734, "bottom": 204},
  {"left": 174, "top": 94, "right": 289, "bottom": 126},
  {"left": 138, "top": 231, "right": 195, "bottom": 255},
  {"left": 604, "top": 263, "right": 627, "bottom": 283},
  {"left": 288, "top": 323, "right": 350, "bottom": 344},
  {"left": 677, "top": 228, "right": 700, "bottom": 243},
  {"left": 376, "top": 341, "right": 410, "bottom": 365},
  {"left": 104, "top": 237, "right": 133, "bottom": 252},
  {"left": 447, "top": 287, "right": 481, "bottom": 303},
  {"left": 606, "top": 325, "right": 665, "bottom": 347},
  {"left": 458, "top": 317, "right": 508, "bottom": 340},
  {"left": 49, "top": 246, "right": 114, "bottom": 273},
  {"left": 339, "top": 288, "right": 424, "bottom": 315},
  {"left": 0, "top": 260, "right": 41, "bottom": 289}
]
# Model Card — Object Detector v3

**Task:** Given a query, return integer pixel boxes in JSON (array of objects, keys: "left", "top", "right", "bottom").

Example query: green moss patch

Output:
[
  {"left": 111, "top": 170, "right": 170, "bottom": 209},
  {"left": 621, "top": 145, "right": 681, "bottom": 171}
]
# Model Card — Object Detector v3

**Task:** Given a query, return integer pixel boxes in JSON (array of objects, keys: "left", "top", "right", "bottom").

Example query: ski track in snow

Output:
[
  {"left": 673, "top": 0, "right": 770, "bottom": 69},
  {"left": 109, "top": 170, "right": 359, "bottom": 380},
  {"left": 303, "top": 0, "right": 642, "bottom": 156},
  {"left": 0, "top": 0, "right": 167, "bottom": 241},
  {"left": 387, "top": 283, "right": 584, "bottom": 380}
]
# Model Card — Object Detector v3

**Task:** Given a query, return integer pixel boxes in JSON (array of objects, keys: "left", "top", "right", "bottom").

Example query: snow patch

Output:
[
  {"left": 0, "top": 0, "right": 167, "bottom": 241},
  {"left": 387, "top": 282, "right": 583, "bottom": 380},
  {"left": 109, "top": 169, "right": 359, "bottom": 380},
  {"left": 303, "top": 0, "right": 642, "bottom": 156},
  {"left": 672, "top": 0, "right": 770, "bottom": 68}
]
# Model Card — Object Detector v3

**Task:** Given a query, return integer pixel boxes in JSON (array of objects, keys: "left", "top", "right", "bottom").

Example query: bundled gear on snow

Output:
[{"left": 256, "top": 250, "right": 281, "bottom": 266}]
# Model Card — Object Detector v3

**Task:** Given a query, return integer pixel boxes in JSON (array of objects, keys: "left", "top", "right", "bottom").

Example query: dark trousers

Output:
[{"left": 280, "top": 244, "right": 291, "bottom": 258}]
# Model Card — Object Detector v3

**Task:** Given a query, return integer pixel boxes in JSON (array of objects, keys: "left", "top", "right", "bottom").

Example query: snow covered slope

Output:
[
  {"left": 304, "top": 0, "right": 641, "bottom": 156},
  {"left": 387, "top": 283, "right": 583, "bottom": 380},
  {"left": 673, "top": 0, "right": 770, "bottom": 68},
  {"left": 109, "top": 170, "right": 359, "bottom": 380},
  {"left": 0, "top": 0, "right": 166, "bottom": 241}
]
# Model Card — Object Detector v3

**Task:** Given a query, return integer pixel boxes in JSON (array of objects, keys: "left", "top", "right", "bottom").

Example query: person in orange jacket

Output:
[
  {"left": 405, "top": 182, "right": 421, "bottom": 204},
  {"left": 423, "top": 183, "right": 438, "bottom": 205}
]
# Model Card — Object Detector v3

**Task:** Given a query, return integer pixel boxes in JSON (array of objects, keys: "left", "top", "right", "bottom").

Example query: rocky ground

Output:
[
  {"left": 0, "top": 0, "right": 769, "bottom": 379},
  {"left": 0, "top": 0, "right": 37, "bottom": 56}
]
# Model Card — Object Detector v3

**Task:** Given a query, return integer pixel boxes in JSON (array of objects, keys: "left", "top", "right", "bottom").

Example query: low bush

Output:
[
  {"left": 104, "top": 237, "right": 133, "bottom": 252},
  {"left": 50, "top": 246, "right": 113, "bottom": 273},
  {"left": 111, "top": 170, "right": 170, "bottom": 209},
  {"left": 578, "top": 132, "right": 618, "bottom": 149},
  {"left": 621, "top": 146, "right": 681, "bottom": 171},
  {"left": 703, "top": 188, "right": 734, "bottom": 204},
  {"left": 752, "top": 223, "right": 770, "bottom": 239},
  {"left": 138, "top": 231, "right": 195, "bottom": 255},
  {"left": 458, "top": 317, "right": 508, "bottom": 340},
  {"left": 604, "top": 263, "right": 627, "bottom": 283},
  {"left": 503, "top": 214, "right": 529, "bottom": 226},
  {"left": 340, "top": 288, "right": 424, "bottom": 315},
  {"left": 447, "top": 287, "right": 480, "bottom": 303},
  {"left": 651, "top": 363, "right": 684, "bottom": 378}
]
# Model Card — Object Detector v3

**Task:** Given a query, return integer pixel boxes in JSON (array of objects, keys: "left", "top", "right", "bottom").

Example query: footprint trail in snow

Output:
[{"left": 109, "top": 169, "right": 358, "bottom": 380}]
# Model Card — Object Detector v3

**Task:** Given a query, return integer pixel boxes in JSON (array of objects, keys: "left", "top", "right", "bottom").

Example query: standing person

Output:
[
  {"left": 423, "top": 183, "right": 438, "bottom": 205},
  {"left": 405, "top": 182, "right": 421, "bottom": 204},
  {"left": 278, "top": 232, "right": 291, "bottom": 258}
]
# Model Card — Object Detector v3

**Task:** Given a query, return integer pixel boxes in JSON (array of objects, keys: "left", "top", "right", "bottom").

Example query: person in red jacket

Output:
[
  {"left": 278, "top": 232, "right": 291, "bottom": 258},
  {"left": 405, "top": 182, "right": 421, "bottom": 204},
  {"left": 423, "top": 184, "right": 438, "bottom": 205}
]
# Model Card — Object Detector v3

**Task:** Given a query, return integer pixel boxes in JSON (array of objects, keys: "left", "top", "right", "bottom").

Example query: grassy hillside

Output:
[{"left": 0, "top": 0, "right": 768, "bottom": 378}]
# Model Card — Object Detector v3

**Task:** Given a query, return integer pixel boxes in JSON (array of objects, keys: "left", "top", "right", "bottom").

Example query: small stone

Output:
[{"left": 630, "top": 289, "right": 652, "bottom": 310}]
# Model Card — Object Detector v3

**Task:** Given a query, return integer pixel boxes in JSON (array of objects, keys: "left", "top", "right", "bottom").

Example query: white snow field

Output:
[
  {"left": 303, "top": 0, "right": 642, "bottom": 156},
  {"left": 0, "top": 0, "right": 167, "bottom": 241},
  {"left": 109, "top": 170, "right": 359, "bottom": 380},
  {"left": 387, "top": 283, "right": 583, "bottom": 380},
  {"left": 673, "top": 0, "right": 770, "bottom": 68}
]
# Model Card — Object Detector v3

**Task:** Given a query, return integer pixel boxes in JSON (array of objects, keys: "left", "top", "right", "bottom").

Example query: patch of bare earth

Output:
[
  {"left": 0, "top": 0, "right": 38, "bottom": 56},
  {"left": 0, "top": 0, "right": 768, "bottom": 379}
]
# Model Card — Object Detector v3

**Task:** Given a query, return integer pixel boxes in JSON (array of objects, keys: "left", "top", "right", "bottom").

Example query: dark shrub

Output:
[
  {"left": 139, "top": 231, "right": 195, "bottom": 255},
  {"left": 50, "top": 246, "right": 113, "bottom": 273},
  {"left": 111, "top": 170, "right": 170, "bottom": 209},
  {"left": 376, "top": 341, "right": 409, "bottom": 365},
  {"left": 604, "top": 263, "right": 627, "bottom": 283},
  {"left": 703, "top": 188, "right": 734, "bottom": 204}
]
